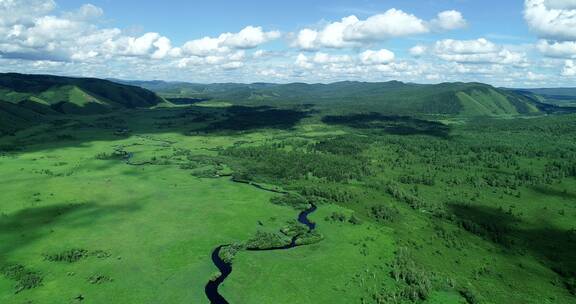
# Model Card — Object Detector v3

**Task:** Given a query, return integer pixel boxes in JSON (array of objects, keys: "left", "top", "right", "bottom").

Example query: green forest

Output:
[{"left": 0, "top": 74, "right": 575, "bottom": 304}]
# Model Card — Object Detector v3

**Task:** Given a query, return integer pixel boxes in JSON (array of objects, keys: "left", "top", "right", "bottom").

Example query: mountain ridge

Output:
[
  {"left": 0, "top": 73, "right": 165, "bottom": 135},
  {"left": 112, "top": 79, "right": 553, "bottom": 116}
]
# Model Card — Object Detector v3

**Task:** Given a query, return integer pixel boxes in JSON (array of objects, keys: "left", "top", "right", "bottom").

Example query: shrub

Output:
[
  {"left": 383, "top": 182, "right": 427, "bottom": 210},
  {"left": 280, "top": 220, "right": 309, "bottom": 237},
  {"left": 95, "top": 150, "right": 127, "bottom": 160},
  {"left": 219, "top": 243, "right": 244, "bottom": 263},
  {"left": 348, "top": 214, "right": 363, "bottom": 225},
  {"left": 564, "top": 277, "right": 576, "bottom": 296},
  {"left": 88, "top": 274, "right": 113, "bottom": 285},
  {"left": 270, "top": 193, "right": 309, "bottom": 210},
  {"left": 1, "top": 264, "right": 43, "bottom": 293},
  {"left": 390, "top": 248, "right": 432, "bottom": 301},
  {"left": 295, "top": 231, "right": 324, "bottom": 246},
  {"left": 370, "top": 205, "right": 399, "bottom": 223},
  {"left": 325, "top": 212, "right": 347, "bottom": 223},
  {"left": 459, "top": 288, "right": 480, "bottom": 304},
  {"left": 44, "top": 249, "right": 88, "bottom": 263},
  {"left": 245, "top": 231, "right": 291, "bottom": 250}
]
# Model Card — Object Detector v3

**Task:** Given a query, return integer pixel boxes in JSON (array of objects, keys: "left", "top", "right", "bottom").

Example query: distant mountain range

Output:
[
  {"left": 1, "top": 73, "right": 574, "bottom": 136},
  {"left": 113, "top": 79, "right": 572, "bottom": 116},
  {"left": 513, "top": 88, "right": 576, "bottom": 107}
]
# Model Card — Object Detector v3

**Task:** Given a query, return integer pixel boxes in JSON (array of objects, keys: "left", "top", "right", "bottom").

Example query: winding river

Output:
[
  {"left": 204, "top": 203, "right": 318, "bottom": 304},
  {"left": 120, "top": 152, "right": 317, "bottom": 303}
]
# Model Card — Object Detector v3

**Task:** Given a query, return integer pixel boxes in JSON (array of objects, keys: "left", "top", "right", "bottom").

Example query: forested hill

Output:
[
  {"left": 115, "top": 79, "right": 552, "bottom": 116},
  {"left": 0, "top": 73, "right": 165, "bottom": 135},
  {"left": 513, "top": 87, "right": 576, "bottom": 107}
]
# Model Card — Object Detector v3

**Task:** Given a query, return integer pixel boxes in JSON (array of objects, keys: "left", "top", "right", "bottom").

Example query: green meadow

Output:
[{"left": 0, "top": 102, "right": 575, "bottom": 304}]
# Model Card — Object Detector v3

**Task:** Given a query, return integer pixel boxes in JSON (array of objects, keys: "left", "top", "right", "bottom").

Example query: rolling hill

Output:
[
  {"left": 116, "top": 79, "right": 552, "bottom": 116},
  {"left": 2, "top": 73, "right": 570, "bottom": 136},
  {"left": 513, "top": 88, "right": 576, "bottom": 107},
  {"left": 0, "top": 73, "right": 165, "bottom": 135}
]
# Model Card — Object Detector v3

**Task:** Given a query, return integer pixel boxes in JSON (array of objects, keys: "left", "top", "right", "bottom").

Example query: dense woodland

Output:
[{"left": 213, "top": 112, "right": 576, "bottom": 303}]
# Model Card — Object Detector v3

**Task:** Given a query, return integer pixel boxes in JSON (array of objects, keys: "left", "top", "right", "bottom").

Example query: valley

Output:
[{"left": 1, "top": 76, "right": 575, "bottom": 303}]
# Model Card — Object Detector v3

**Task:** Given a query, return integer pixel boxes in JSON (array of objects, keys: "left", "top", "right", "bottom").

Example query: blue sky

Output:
[
  {"left": 0, "top": 0, "right": 575, "bottom": 87},
  {"left": 54, "top": 0, "right": 531, "bottom": 45}
]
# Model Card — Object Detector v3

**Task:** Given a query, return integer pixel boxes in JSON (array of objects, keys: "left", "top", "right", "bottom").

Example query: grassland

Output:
[{"left": 0, "top": 101, "right": 575, "bottom": 304}]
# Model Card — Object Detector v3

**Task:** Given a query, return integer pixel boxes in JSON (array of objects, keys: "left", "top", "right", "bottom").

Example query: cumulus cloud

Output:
[
  {"left": 0, "top": 0, "right": 56, "bottom": 25},
  {"left": 526, "top": 0, "right": 576, "bottom": 60},
  {"left": 63, "top": 4, "right": 103, "bottom": 21},
  {"left": 0, "top": 1, "right": 278, "bottom": 66},
  {"left": 295, "top": 53, "right": 313, "bottom": 69},
  {"left": 433, "top": 38, "right": 527, "bottom": 65},
  {"left": 537, "top": 40, "right": 576, "bottom": 58},
  {"left": 342, "top": 9, "right": 429, "bottom": 41},
  {"left": 221, "top": 61, "right": 244, "bottom": 70},
  {"left": 103, "top": 32, "right": 174, "bottom": 59},
  {"left": 290, "top": 16, "right": 360, "bottom": 50},
  {"left": 180, "top": 37, "right": 227, "bottom": 57},
  {"left": 312, "top": 52, "right": 352, "bottom": 64},
  {"left": 0, "top": 0, "right": 566, "bottom": 86},
  {"left": 562, "top": 59, "right": 576, "bottom": 75},
  {"left": 435, "top": 38, "right": 499, "bottom": 54},
  {"left": 545, "top": 0, "right": 576, "bottom": 10},
  {"left": 524, "top": 0, "right": 576, "bottom": 41},
  {"left": 409, "top": 45, "right": 427, "bottom": 57},
  {"left": 178, "top": 26, "right": 279, "bottom": 57},
  {"left": 291, "top": 8, "right": 465, "bottom": 50},
  {"left": 294, "top": 50, "right": 393, "bottom": 71},
  {"left": 430, "top": 10, "right": 467, "bottom": 31},
  {"left": 0, "top": 2, "right": 177, "bottom": 61},
  {"left": 359, "top": 49, "right": 395, "bottom": 65},
  {"left": 220, "top": 26, "right": 281, "bottom": 49},
  {"left": 175, "top": 52, "right": 243, "bottom": 69}
]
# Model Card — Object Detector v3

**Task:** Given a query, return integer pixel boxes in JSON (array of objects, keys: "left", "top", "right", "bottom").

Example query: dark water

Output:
[
  {"left": 205, "top": 204, "right": 317, "bottom": 304},
  {"left": 205, "top": 246, "right": 232, "bottom": 304},
  {"left": 298, "top": 204, "right": 317, "bottom": 231}
]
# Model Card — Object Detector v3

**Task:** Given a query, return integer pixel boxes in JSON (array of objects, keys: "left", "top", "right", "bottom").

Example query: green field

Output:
[{"left": 1, "top": 89, "right": 575, "bottom": 304}]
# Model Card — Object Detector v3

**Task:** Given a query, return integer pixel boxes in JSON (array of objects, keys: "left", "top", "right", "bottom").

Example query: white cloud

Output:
[
  {"left": 0, "top": 2, "right": 176, "bottom": 61},
  {"left": 291, "top": 16, "right": 360, "bottom": 50},
  {"left": 343, "top": 9, "right": 429, "bottom": 41},
  {"left": 180, "top": 26, "right": 280, "bottom": 57},
  {"left": 294, "top": 50, "right": 392, "bottom": 70},
  {"left": 181, "top": 37, "right": 228, "bottom": 57},
  {"left": 174, "top": 50, "right": 248, "bottom": 69},
  {"left": 537, "top": 39, "right": 576, "bottom": 58},
  {"left": 435, "top": 38, "right": 499, "bottom": 54},
  {"left": 291, "top": 29, "right": 319, "bottom": 50},
  {"left": 545, "top": 0, "right": 576, "bottom": 10},
  {"left": 291, "top": 8, "right": 465, "bottom": 50},
  {"left": 562, "top": 59, "right": 576, "bottom": 75},
  {"left": 63, "top": 4, "right": 103, "bottom": 21},
  {"left": 433, "top": 38, "right": 527, "bottom": 65},
  {"left": 220, "top": 26, "right": 281, "bottom": 49},
  {"left": 0, "top": 0, "right": 56, "bottom": 26},
  {"left": 221, "top": 61, "right": 244, "bottom": 70},
  {"left": 526, "top": 71, "right": 548, "bottom": 80},
  {"left": 0, "top": 0, "right": 569, "bottom": 86},
  {"left": 313, "top": 52, "right": 352, "bottom": 64},
  {"left": 0, "top": 2, "right": 278, "bottom": 64},
  {"left": 253, "top": 50, "right": 266, "bottom": 58},
  {"left": 106, "top": 33, "right": 174, "bottom": 59},
  {"left": 430, "top": 10, "right": 467, "bottom": 31},
  {"left": 409, "top": 45, "right": 428, "bottom": 57},
  {"left": 295, "top": 53, "right": 313, "bottom": 69},
  {"left": 359, "top": 49, "right": 395, "bottom": 65},
  {"left": 524, "top": 0, "right": 576, "bottom": 41}
]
